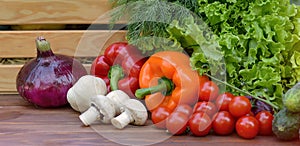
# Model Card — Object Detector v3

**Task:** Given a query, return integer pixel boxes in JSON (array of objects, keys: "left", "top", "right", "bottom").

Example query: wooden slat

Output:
[
  {"left": 0, "top": 0, "right": 113, "bottom": 24},
  {"left": 0, "top": 95, "right": 299, "bottom": 145},
  {"left": 0, "top": 30, "right": 126, "bottom": 58},
  {"left": 0, "top": 65, "right": 21, "bottom": 93},
  {"left": 0, "top": 64, "right": 91, "bottom": 94}
]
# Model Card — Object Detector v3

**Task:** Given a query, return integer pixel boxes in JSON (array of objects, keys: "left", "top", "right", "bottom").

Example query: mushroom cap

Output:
[
  {"left": 67, "top": 88, "right": 80, "bottom": 111},
  {"left": 91, "top": 95, "right": 116, "bottom": 124},
  {"left": 106, "top": 90, "right": 130, "bottom": 113},
  {"left": 67, "top": 75, "right": 107, "bottom": 112},
  {"left": 122, "top": 99, "right": 148, "bottom": 126}
]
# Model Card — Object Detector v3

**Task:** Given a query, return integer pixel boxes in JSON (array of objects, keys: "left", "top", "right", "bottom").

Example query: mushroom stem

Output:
[
  {"left": 79, "top": 106, "right": 99, "bottom": 126},
  {"left": 78, "top": 95, "right": 116, "bottom": 126},
  {"left": 111, "top": 110, "right": 133, "bottom": 129},
  {"left": 110, "top": 99, "right": 148, "bottom": 129}
]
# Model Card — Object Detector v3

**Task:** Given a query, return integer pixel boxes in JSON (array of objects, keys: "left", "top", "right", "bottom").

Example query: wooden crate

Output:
[{"left": 0, "top": 0, "right": 126, "bottom": 94}]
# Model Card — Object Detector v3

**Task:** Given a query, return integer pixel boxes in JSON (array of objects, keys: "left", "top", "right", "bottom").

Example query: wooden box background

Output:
[{"left": 0, "top": 0, "right": 126, "bottom": 94}]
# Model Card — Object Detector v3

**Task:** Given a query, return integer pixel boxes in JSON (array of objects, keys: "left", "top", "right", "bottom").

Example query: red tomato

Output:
[
  {"left": 166, "top": 112, "right": 189, "bottom": 135},
  {"left": 198, "top": 81, "right": 219, "bottom": 101},
  {"left": 245, "top": 111, "right": 255, "bottom": 117},
  {"left": 255, "top": 111, "right": 274, "bottom": 136},
  {"left": 193, "top": 101, "right": 217, "bottom": 117},
  {"left": 199, "top": 75, "right": 210, "bottom": 85},
  {"left": 151, "top": 106, "right": 172, "bottom": 129},
  {"left": 173, "top": 104, "right": 193, "bottom": 117},
  {"left": 235, "top": 116, "right": 259, "bottom": 139},
  {"left": 228, "top": 96, "right": 251, "bottom": 117},
  {"left": 215, "top": 92, "right": 234, "bottom": 111},
  {"left": 212, "top": 111, "right": 235, "bottom": 135},
  {"left": 188, "top": 112, "right": 212, "bottom": 136}
]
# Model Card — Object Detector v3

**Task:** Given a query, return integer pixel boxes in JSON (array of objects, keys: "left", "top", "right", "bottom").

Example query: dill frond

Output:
[{"left": 109, "top": 0, "right": 199, "bottom": 53}]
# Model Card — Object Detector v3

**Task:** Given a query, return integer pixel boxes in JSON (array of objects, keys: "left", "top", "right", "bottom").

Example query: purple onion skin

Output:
[
  {"left": 245, "top": 96, "right": 274, "bottom": 115},
  {"left": 252, "top": 100, "right": 274, "bottom": 115},
  {"left": 16, "top": 37, "right": 87, "bottom": 108}
]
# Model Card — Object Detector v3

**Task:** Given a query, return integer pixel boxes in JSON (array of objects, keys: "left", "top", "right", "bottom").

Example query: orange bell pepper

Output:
[{"left": 135, "top": 51, "right": 199, "bottom": 112}]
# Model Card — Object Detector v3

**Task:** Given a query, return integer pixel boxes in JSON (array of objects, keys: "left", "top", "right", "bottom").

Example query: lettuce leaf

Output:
[
  {"left": 167, "top": 17, "right": 225, "bottom": 76},
  {"left": 166, "top": 0, "right": 300, "bottom": 109}
]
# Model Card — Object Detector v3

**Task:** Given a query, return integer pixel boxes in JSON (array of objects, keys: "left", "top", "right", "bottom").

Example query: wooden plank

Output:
[
  {"left": 0, "top": 0, "right": 113, "bottom": 24},
  {"left": 0, "top": 94, "right": 31, "bottom": 106},
  {"left": 0, "top": 95, "right": 299, "bottom": 145},
  {"left": 0, "top": 64, "right": 91, "bottom": 94},
  {"left": 0, "top": 30, "right": 127, "bottom": 58},
  {"left": 0, "top": 65, "right": 21, "bottom": 93}
]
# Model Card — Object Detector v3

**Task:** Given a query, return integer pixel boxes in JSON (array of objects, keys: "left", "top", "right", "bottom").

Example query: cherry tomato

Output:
[
  {"left": 245, "top": 111, "right": 255, "bottom": 117},
  {"left": 235, "top": 116, "right": 259, "bottom": 139},
  {"left": 212, "top": 111, "right": 235, "bottom": 135},
  {"left": 215, "top": 92, "right": 234, "bottom": 111},
  {"left": 188, "top": 112, "right": 212, "bottom": 136},
  {"left": 151, "top": 106, "right": 172, "bottom": 129},
  {"left": 255, "top": 111, "right": 274, "bottom": 136},
  {"left": 193, "top": 101, "right": 217, "bottom": 117},
  {"left": 198, "top": 81, "right": 219, "bottom": 101},
  {"left": 166, "top": 112, "right": 189, "bottom": 135},
  {"left": 199, "top": 75, "right": 210, "bottom": 85},
  {"left": 228, "top": 96, "right": 251, "bottom": 117},
  {"left": 173, "top": 104, "right": 193, "bottom": 117}
]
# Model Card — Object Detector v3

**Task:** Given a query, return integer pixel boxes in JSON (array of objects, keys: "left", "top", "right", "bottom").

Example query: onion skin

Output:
[
  {"left": 245, "top": 96, "right": 274, "bottom": 115},
  {"left": 16, "top": 37, "right": 87, "bottom": 108}
]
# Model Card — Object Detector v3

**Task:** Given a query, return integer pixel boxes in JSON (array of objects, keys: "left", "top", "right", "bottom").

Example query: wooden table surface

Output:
[{"left": 0, "top": 94, "right": 299, "bottom": 146}]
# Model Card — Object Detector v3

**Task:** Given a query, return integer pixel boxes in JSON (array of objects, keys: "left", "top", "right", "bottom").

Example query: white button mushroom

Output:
[
  {"left": 67, "top": 75, "right": 107, "bottom": 112},
  {"left": 79, "top": 95, "right": 116, "bottom": 126},
  {"left": 78, "top": 90, "right": 131, "bottom": 126},
  {"left": 111, "top": 99, "right": 148, "bottom": 129},
  {"left": 106, "top": 90, "right": 130, "bottom": 115}
]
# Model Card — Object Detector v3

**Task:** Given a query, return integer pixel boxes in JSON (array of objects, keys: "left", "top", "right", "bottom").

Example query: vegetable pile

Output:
[
  {"left": 14, "top": 0, "right": 300, "bottom": 142},
  {"left": 110, "top": 0, "right": 300, "bottom": 111},
  {"left": 137, "top": 51, "right": 274, "bottom": 139},
  {"left": 107, "top": 0, "right": 300, "bottom": 141},
  {"left": 15, "top": 37, "right": 299, "bottom": 141}
]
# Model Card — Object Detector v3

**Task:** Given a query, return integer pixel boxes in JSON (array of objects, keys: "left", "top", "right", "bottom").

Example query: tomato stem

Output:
[
  {"left": 205, "top": 74, "right": 279, "bottom": 110},
  {"left": 135, "top": 77, "right": 174, "bottom": 99}
]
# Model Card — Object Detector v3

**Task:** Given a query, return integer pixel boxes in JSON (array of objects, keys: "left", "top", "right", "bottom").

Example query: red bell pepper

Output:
[{"left": 90, "top": 42, "right": 147, "bottom": 98}]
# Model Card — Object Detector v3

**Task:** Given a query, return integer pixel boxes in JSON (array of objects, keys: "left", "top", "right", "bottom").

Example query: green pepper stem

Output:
[
  {"left": 109, "top": 65, "right": 124, "bottom": 91},
  {"left": 135, "top": 77, "right": 174, "bottom": 99},
  {"left": 205, "top": 73, "right": 279, "bottom": 110}
]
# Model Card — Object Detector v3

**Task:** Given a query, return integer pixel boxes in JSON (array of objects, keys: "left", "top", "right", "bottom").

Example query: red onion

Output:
[
  {"left": 245, "top": 96, "right": 274, "bottom": 115},
  {"left": 16, "top": 36, "right": 87, "bottom": 108}
]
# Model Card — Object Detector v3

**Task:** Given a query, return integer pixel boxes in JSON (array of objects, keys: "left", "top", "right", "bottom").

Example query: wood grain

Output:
[
  {"left": 0, "top": 64, "right": 91, "bottom": 94},
  {"left": 0, "top": 65, "right": 20, "bottom": 93},
  {"left": 0, "top": 0, "right": 113, "bottom": 24},
  {"left": 0, "top": 30, "right": 125, "bottom": 93},
  {"left": 0, "top": 94, "right": 299, "bottom": 145},
  {"left": 0, "top": 30, "right": 126, "bottom": 58}
]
